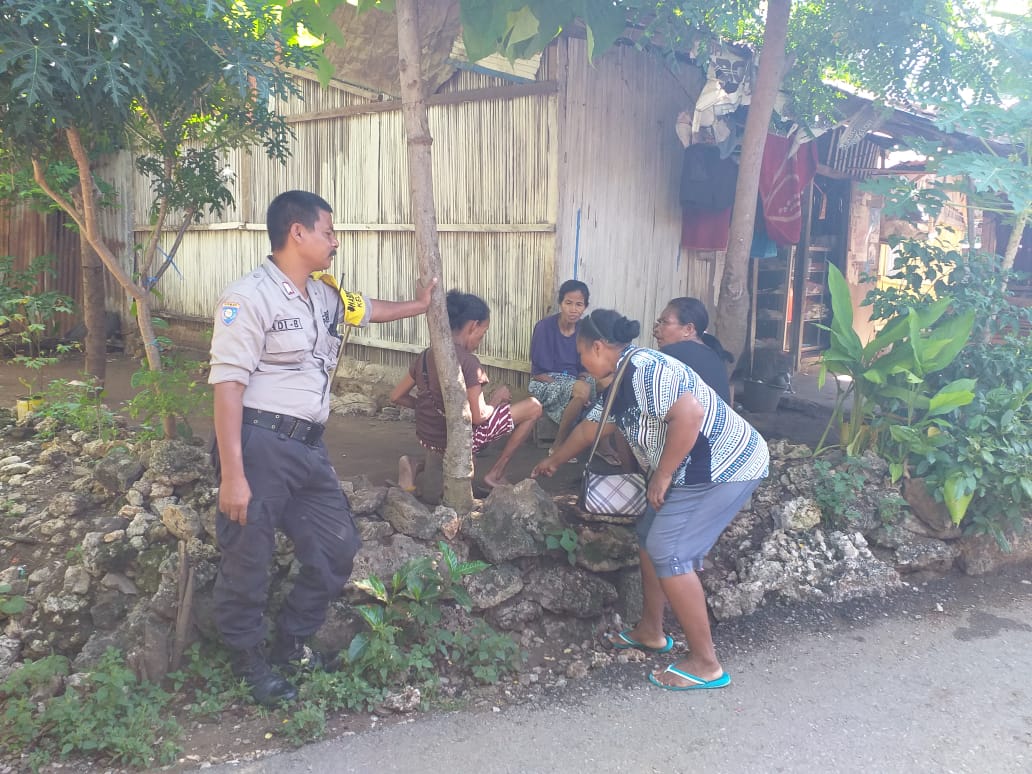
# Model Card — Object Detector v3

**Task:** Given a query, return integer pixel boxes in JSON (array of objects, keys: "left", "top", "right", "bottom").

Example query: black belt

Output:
[{"left": 242, "top": 407, "right": 324, "bottom": 446}]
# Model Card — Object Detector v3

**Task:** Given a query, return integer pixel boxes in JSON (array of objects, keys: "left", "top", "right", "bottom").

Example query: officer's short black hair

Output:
[{"left": 267, "top": 190, "right": 333, "bottom": 251}]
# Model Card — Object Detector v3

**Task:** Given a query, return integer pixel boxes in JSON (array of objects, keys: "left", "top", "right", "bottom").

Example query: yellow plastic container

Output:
[{"left": 15, "top": 397, "right": 44, "bottom": 422}]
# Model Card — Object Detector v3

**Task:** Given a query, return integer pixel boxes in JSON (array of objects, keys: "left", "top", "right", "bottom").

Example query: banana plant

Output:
[{"left": 816, "top": 264, "right": 977, "bottom": 518}]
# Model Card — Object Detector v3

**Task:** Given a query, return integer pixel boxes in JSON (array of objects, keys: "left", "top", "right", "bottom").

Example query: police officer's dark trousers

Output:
[{"left": 213, "top": 424, "right": 361, "bottom": 649}]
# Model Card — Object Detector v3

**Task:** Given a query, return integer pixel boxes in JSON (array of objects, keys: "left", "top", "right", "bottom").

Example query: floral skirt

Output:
[{"left": 528, "top": 373, "right": 596, "bottom": 425}]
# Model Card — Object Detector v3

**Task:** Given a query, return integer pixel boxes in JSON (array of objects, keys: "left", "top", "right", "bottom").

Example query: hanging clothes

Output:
[
  {"left": 681, "top": 206, "right": 732, "bottom": 250},
  {"left": 759, "top": 133, "right": 819, "bottom": 245}
]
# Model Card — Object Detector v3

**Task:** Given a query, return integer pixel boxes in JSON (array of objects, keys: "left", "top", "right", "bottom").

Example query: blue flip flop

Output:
[
  {"left": 608, "top": 630, "right": 675, "bottom": 654},
  {"left": 648, "top": 664, "right": 731, "bottom": 691}
]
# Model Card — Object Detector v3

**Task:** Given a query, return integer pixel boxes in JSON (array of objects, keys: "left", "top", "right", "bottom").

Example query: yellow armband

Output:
[{"left": 312, "top": 271, "right": 368, "bottom": 327}]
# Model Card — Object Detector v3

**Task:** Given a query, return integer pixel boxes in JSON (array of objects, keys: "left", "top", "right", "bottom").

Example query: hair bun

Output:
[{"left": 613, "top": 316, "right": 641, "bottom": 344}]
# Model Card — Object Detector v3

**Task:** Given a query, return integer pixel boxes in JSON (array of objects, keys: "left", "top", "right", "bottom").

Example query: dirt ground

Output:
[{"left": 0, "top": 351, "right": 828, "bottom": 490}]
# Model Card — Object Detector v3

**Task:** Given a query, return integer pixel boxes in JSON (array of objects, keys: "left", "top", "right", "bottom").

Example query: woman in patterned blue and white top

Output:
[{"left": 533, "top": 308, "right": 769, "bottom": 691}]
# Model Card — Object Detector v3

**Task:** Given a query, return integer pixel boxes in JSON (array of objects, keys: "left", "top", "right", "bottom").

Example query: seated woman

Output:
[
  {"left": 652, "top": 297, "right": 734, "bottom": 403},
  {"left": 533, "top": 309, "right": 768, "bottom": 691},
  {"left": 390, "top": 290, "right": 542, "bottom": 491},
  {"left": 528, "top": 279, "right": 595, "bottom": 454}
]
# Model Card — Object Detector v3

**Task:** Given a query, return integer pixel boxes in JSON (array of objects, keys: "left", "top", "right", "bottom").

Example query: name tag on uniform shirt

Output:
[{"left": 272, "top": 318, "right": 303, "bottom": 332}]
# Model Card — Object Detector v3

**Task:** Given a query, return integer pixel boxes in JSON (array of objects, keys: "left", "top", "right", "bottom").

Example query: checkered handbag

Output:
[
  {"left": 580, "top": 469, "right": 648, "bottom": 516},
  {"left": 578, "top": 347, "right": 649, "bottom": 517}
]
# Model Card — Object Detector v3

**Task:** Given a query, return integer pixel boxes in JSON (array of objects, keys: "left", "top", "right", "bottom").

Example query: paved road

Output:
[{"left": 206, "top": 568, "right": 1032, "bottom": 774}]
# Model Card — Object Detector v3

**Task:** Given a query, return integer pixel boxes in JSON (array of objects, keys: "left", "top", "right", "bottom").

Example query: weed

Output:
[
  {"left": 811, "top": 457, "right": 867, "bottom": 524},
  {"left": 0, "top": 649, "right": 181, "bottom": 770},
  {"left": 281, "top": 702, "right": 326, "bottom": 746},
  {"left": 125, "top": 353, "right": 211, "bottom": 439},
  {"left": 166, "top": 642, "right": 250, "bottom": 720},
  {"left": 64, "top": 545, "right": 84, "bottom": 564},
  {"left": 0, "top": 583, "right": 25, "bottom": 618},
  {"left": 299, "top": 542, "right": 522, "bottom": 717},
  {"left": 34, "top": 378, "right": 118, "bottom": 440},
  {"left": 545, "top": 527, "right": 579, "bottom": 565}
]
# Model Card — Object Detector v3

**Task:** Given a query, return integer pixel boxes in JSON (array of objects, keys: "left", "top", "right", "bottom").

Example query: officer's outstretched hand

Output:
[
  {"left": 219, "top": 474, "right": 252, "bottom": 525},
  {"left": 417, "top": 277, "right": 438, "bottom": 311}
]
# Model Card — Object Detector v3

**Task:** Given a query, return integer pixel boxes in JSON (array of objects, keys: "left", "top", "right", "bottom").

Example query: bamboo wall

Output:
[
  {"left": 98, "top": 38, "right": 703, "bottom": 382},
  {"left": 128, "top": 70, "right": 558, "bottom": 382},
  {"left": 555, "top": 37, "right": 696, "bottom": 336}
]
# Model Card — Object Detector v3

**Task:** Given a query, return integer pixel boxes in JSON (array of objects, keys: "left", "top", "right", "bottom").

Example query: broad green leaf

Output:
[
  {"left": 347, "top": 631, "right": 369, "bottom": 662},
  {"left": 353, "top": 575, "right": 388, "bottom": 601},
  {"left": 921, "top": 311, "right": 975, "bottom": 373},
  {"left": 582, "top": 0, "right": 627, "bottom": 62},
  {"left": 503, "top": 7, "right": 539, "bottom": 51},
  {"left": 944, "top": 472, "right": 974, "bottom": 524},
  {"left": 926, "top": 378, "right": 977, "bottom": 416}
]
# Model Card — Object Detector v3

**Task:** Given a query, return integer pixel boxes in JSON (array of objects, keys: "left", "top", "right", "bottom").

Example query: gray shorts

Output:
[{"left": 636, "top": 479, "right": 761, "bottom": 577}]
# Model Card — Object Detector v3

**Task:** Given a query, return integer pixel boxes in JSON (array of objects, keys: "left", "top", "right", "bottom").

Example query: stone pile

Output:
[{"left": 1, "top": 415, "right": 1030, "bottom": 690}]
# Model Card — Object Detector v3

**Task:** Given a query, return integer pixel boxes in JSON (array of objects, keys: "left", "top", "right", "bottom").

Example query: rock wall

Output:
[{"left": 2, "top": 415, "right": 1029, "bottom": 686}]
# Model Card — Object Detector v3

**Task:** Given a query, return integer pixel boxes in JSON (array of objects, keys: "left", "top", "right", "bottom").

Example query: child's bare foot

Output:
[{"left": 398, "top": 455, "right": 417, "bottom": 491}]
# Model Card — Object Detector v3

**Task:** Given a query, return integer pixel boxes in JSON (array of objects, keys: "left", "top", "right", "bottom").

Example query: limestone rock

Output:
[
  {"left": 487, "top": 598, "right": 543, "bottom": 631},
  {"left": 956, "top": 528, "right": 1032, "bottom": 576},
  {"left": 92, "top": 446, "right": 145, "bottom": 493},
  {"left": 573, "top": 525, "right": 640, "bottom": 572},
  {"left": 780, "top": 497, "right": 822, "bottom": 532},
  {"left": 383, "top": 488, "right": 448, "bottom": 540},
  {"left": 144, "top": 439, "right": 210, "bottom": 486},
  {"left": 46, "top": 492, "right": 89, "bottom": 519},
  {"left": 463, "top": 480, "right": 564, "bottom": 562},
  {"left": 330, "top": 393, "right": 378, "bottom": 417},
  {"left": 465, "top": 564, "right": 524, "bottom": 610},
  {"left": 525, "top": 566, "right": 618, "bottom": 618},
  {"left": 892, "top": 536, "right": 959, "bottom": 575},
  {"left": 350, "top": 486, "right": 388, "bottom": 517},
  {"left": 356, "top": 518, "right": 395, "bottom": 542},
  {"left": 159, "top": 502, "right": 203, "bottom": 540},
  {"left": 349, "top": 534, "right": 426, "bottom": 592},
  {"left": 62, "top": 566, "right": 91, "bottom": 595}
]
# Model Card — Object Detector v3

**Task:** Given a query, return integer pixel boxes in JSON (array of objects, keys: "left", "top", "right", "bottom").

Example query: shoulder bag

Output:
[{"left": 579, "top": 348, "right": 648, "bottom": 517}]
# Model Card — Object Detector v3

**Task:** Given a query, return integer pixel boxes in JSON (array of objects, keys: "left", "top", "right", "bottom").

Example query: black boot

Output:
[
  {"left": 231, "top": 645, "right": 298, "bottom": 706},
  {"left": 270, "top": 632, "right": 333, "bottom": 676}
]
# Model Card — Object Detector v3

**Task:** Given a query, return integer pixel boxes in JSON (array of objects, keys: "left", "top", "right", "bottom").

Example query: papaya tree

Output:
[{"left": 0, "top": 0, "right": 314, "bottom": 435}]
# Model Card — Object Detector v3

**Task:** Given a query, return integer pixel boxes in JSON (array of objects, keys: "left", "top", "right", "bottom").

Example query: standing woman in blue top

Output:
[
  {"left": 528, "top": 280, "right": 595, "bottom": 453},
  {"left": 533, "top": 309, "right": 769, "bottom": 691},
  {"left": 653, "top": 297, "right": 734, "bottom": 404}
]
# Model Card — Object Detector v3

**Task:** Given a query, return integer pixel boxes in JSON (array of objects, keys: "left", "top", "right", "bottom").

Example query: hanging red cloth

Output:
[
  {"left": 759, "top": 133, "right": 818, "bottom": 246},
  {"left": 681, "top": 206, "right": 732, "bottom": 250}
]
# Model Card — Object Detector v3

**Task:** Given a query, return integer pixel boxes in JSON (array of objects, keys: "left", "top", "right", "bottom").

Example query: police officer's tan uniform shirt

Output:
[{"left": 208, "top": 258, "right": 370, "bottom": 425}]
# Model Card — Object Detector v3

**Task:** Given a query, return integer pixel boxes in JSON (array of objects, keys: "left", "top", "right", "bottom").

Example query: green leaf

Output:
[
  {"left": 1, "top": 596, "right": 26, "bottom": 615},
  {"left": 353, "top": 576, "right": 388, "bottom": 602},
  {"left": 926, "top": 378, "right": 977, "bottom": 416},
  {"left": 457, "top": 560, "right": 489, "bottom": 576},
  {"left": 347, "top": 631, "right": 369, "bottom": 662},
  {"left": 503, "top": 7, "right": 539, "bottom": 51},
  {"left": 944, "top": 472, "right": 974, "bottom": 524},
  {"left": 581, "top": 0, "right": 626, "bottom": 62}
]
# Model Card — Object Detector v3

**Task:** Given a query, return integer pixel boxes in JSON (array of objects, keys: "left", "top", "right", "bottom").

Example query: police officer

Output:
[{"left": 208, "top": 190, "right": 435, "bottom": 705}]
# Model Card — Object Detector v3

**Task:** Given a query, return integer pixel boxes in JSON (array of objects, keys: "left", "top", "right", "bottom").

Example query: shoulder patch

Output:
[{"left": 221, "top": 301, "right": 241, "bottom": 326}]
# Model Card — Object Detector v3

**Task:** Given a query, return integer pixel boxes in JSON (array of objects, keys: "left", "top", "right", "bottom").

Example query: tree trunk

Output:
[
  {"left": 713, "top": 0, "right": 791, "bottom": 369},
  {"left": 80, "top": 239, "right": 107, "bottom": 383},
  {"left": 1000, "top": 210, "right": 1027, "bottom": 275},
  {"left": 395, "top": 0, "right": 474, "bottom": 512}
]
